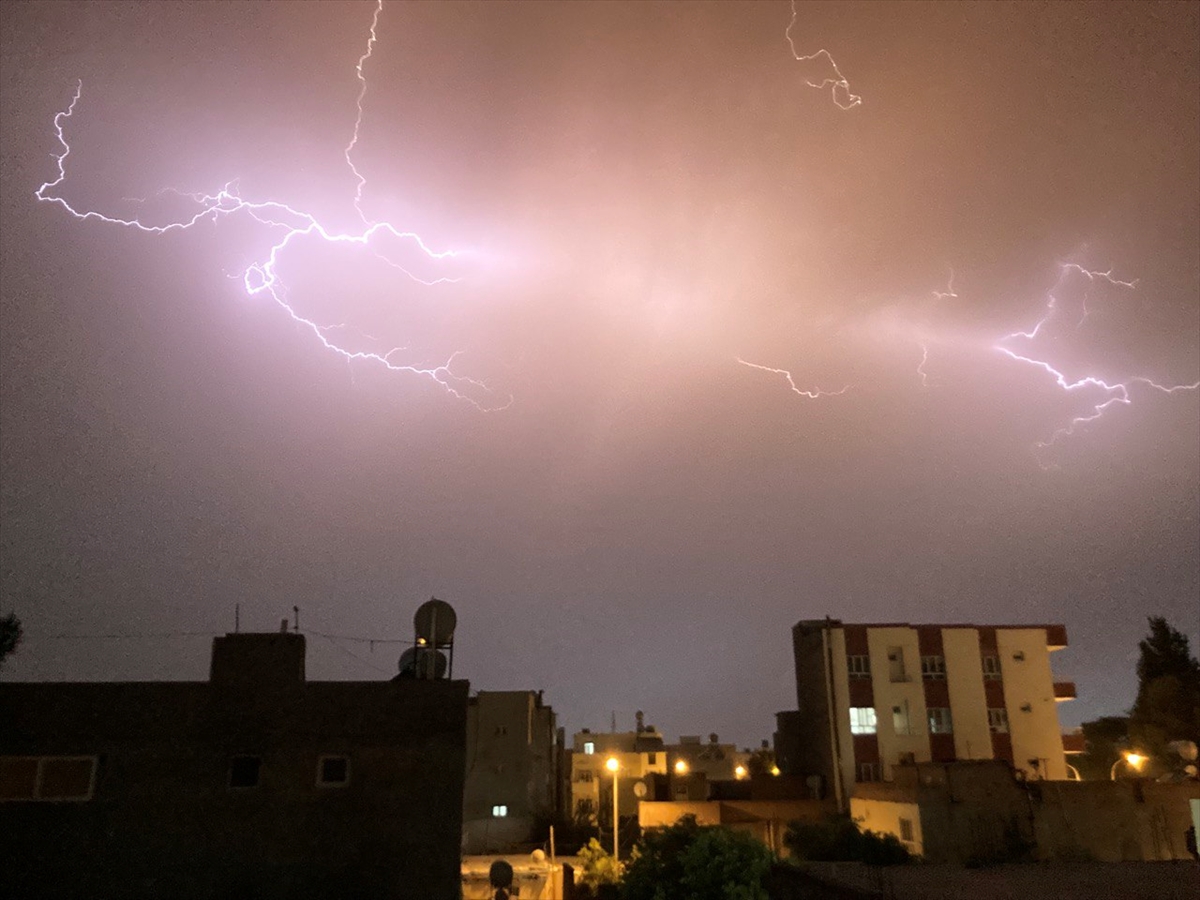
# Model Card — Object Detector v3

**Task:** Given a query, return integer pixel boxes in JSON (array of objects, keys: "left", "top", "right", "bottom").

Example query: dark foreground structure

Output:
[{"left": 0, "top": 631, "right": 469, "bottom": 900}]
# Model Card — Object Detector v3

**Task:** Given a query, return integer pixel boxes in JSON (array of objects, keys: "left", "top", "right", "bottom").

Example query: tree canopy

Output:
[
  {"left": 621, "top": 816, "right": 774, "bottom": 900},
  {"left": 1129, "top": 617, "right": 1200, "bottom": 760},
  {"left": 0, "top": 612, "right": 22, "bottom": 667}
]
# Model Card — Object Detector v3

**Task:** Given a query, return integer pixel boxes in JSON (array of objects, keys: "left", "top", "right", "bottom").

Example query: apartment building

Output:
[
  {"left": 463, "top": 690, "right": 560, "bottom": 853},
  {"left": 569, "top": 713, "right": 669, "bottom": 823},
  {"left": 785, "top": 619, "right": 1075, "bottom": 807}
]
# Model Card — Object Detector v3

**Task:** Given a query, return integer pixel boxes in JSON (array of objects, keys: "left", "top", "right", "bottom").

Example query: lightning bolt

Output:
[
  {"left": 916, "top": 343, "right": 932, "bottom": 389},
  {"left": 35, "top": 4, "right": 510, "bottom": 411},
  {"left": 346, "top": 0, "right": 383, "bottom": 224},
  {"left": 931, "top": 267, "right": 958, "bottom": 302},
  {"left": 736, "top": 358, "right": 850, "bottom": 399},
  {"left": 995, "top": 264, "right": 1198, "bottom": 455},
  {"left": 786, "top": 0, "right": 862, "bottom": 110}
]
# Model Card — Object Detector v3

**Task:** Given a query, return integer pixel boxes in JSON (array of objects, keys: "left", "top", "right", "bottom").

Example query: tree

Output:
[
  {"left": 576, "top": 838, "right": 621, "bottom": 897},
  {"left": 783, "top": 814, "right": 912, "bottom": 865},
  {"left": 621, "top": 816, "right": 774, "bottom": 900},
  {"left": 1129, "top": 617, "right": 1200, "bottom": 759},
  {"left": 1075, "top": 716, "right": 1130, "bottom": 781},
  {"left": 0, "top": 612, "right": 21, "bottom": 667}
]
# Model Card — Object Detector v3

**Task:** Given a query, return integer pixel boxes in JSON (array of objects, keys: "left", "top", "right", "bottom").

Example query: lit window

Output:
[
  {"left": 492, "top": 804, "right": 508, "bottom": 817},
  {"left": 927, "top": 708, "right": 953, "bottom": 734},
  {"left": 847, "top": 655, "right": 871, "bottom": 678},
  {"left": 988, "top": 708, "right": 1009, "bottom": 733},
  {"left": 229, "top": 756, "right": 261, "bottom": 789},
  {"left": 858, "top": 762, "right": 879, "bottom": 782},
  {"left": 317, "top": 755, "right": 349, "bottom": 787},
  {"left": 0, "top": 756, "right": 97, "bottom": 802},
  {"left": 583, "top": 741, "right": 595, "bottom": 755},
  {"left": 849, "top": 707, "right": 877, "bottom": 735},
  {"left": 899, "top": 817, "right": 914, "bottom": 842},
  {"left": 982, "top": 656, "right": 1001, "bottom": 680},
  {"left": 920, "top": 656, "right": 946, "bottom": 680}
]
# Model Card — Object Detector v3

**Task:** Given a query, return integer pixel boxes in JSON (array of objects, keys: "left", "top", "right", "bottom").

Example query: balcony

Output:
[
  {"left": 1062, "top": 732, "right": 1086, "bottom": 754},
  {"left": 1053, "top": 681, "right": 1077, "bottom": 702}
]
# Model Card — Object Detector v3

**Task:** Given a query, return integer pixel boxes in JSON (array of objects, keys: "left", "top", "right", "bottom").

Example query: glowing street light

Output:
[
  {"left": 605, "top": 756, "right": 620, "bottom": 861},
  {"left": 674, "top": 759, "right": 689, "bottom": 775},
  {"left": 1110, "top": 750, "right": 1148, "bottom": 780},
  {"left": 734, "top": 764, "right": 748, "bottom": 780}
]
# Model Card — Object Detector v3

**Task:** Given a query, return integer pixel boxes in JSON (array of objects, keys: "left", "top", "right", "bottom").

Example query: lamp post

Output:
[
  {"left": 605, "top": 756, "right": 620, "bottom": 861},
  {"left": 1110, "top": 751, "right": 1147, "bottom": 780}
]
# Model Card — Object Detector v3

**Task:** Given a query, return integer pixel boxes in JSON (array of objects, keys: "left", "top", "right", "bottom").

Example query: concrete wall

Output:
[
  {"left": 851, "top": 762, "right": 1200, "bottom": 864},
  {"left": 941, "top": 628, "right": 993, "bottom": 761},
  {"left": 790, "top": 622, "right": 839, "bottom": 801},
  {"left": 849, "top": 796, "right": 924, "bottom": 856},
  {"left": 997, "top": 629, "right": 1067, "bottom": 780},
  {"left": 0, "top": 636, "right": 469, "bottom": 900}
]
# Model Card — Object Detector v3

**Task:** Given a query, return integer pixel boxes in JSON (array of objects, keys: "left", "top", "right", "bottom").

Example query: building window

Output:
[
  {"left": 492, "top": 804, "right": 508, "bottom": 817},
  {"left": 887, "top": 647, "right": 908, "bottom": 682},
  {"left": 648, "top": 752, "right": 657, "bottom": 764},
  {"left": 575, "top": 769, "right": 593, "bottom": 783},
  {"left": 849, "top": 707, "right": 878, "bottom": 735},
  {"left": 575, "top": 799, "right": 595, "bottom": 818},
  {"left": 494, "top": 726, "right": 508, "bottom": 737},
  {"left": 892, "top": 703, "right": 912, "bottom": 736},
  {"left": 927, "top": 708, "right": 953, "bottom": 734},
  {"left": 920, "top": 656, "right": 946, "bottom": 679},
  {"left": 858, "top": 762, "right": 879, "bottom": 782},
  {"left": 987, "top": 708, "right": 1009, "bottom": 734},
  {"left": 899, "top": 817, "right": 915, "bottom": 842},
  {"left": 982, "top": 656, "right": 1001, "bottom": 680},
  {"left": 229, "top": 756, "right": 261, "bottom": 789},
  {"left": 0, "top": 756, "right": 97, "bottom": 802},
  {"left": 583, "top": 741, "right": 595, "bottom": 755},
  {"left": 317, "top": 755, "right": 349, "bottom": 787},
  {"left": 847, "top": 655, "right": 871, "bottom": 678}
]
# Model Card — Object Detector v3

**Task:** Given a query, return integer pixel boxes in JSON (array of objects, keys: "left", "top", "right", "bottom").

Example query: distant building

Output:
[
  {"left": 569, "top": 712, "right": 669, "bottom": 823},
  {"left": 463, "top": 690, "right": 560, "bottom": 853},
  {"left": 0, "top": 630, "right": 469, "bottom": 900},
  {"left": 667, "top": 733, "right": 750, "bottom": 785},
  {"left": 782, "top": 619, "right": 1076, "bottom": 806}
]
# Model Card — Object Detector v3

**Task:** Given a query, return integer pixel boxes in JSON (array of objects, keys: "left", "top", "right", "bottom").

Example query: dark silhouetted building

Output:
[{"left": 0, "top": 630, "right": 469, "bottom": 900}]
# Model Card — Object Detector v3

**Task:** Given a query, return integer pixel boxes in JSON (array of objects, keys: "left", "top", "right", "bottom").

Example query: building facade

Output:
[
  {"left": 785, "top": 619, "right": 1075, "bottom": 806},
  {"left": 569, "top": 715, "right": 669, "bottom": 824},
  {"left": 0, "top": 631, "right": 470, "bottom": 900},
  {"left": 462, "top": 690, "right": 560, "bottom": 853}
]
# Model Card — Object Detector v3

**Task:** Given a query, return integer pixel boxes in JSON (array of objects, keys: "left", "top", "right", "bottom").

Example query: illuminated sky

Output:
[{"left": 1, "top": 0, "right": 1197, "bottom": 745}]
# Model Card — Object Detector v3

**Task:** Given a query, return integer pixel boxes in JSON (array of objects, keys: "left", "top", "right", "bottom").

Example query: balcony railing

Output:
[{"left": 1053, "top": 681, "right": 1077, "bottom": 701}]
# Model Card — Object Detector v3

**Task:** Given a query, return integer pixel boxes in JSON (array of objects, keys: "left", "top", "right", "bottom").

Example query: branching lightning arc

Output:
[
  {"left": 35, "top": 0, "right": 510, "bottom": 411},
  {"left": 786, "top": 0, "right": 862, "bottom": 110}
]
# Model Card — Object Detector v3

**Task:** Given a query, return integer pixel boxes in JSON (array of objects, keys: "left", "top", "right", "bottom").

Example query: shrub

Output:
[
  {"left": 621, "top": 815, "right": 774, "bottom": 900},
  {"left": 783, "top": 814, "right": 912, "bottom": 866}
]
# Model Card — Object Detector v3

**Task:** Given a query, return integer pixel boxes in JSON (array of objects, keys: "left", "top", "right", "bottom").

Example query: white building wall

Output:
[
  {"left": 997, "top": 629, "right": 1067, "bottom": 780},
  {"left": 866, "top": 627, "right": 929, "bottom": 778},
  {"left": 941, "top": 628, "right": 993, "bottom": 761}
]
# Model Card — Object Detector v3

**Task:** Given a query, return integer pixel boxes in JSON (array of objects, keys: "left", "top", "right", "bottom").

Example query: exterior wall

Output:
[
  {"left": 667, "top": 737, "right": 747, "bottom": 782},
  {"left": 941, "top": 628, "right": 993, "bottom": 761},
  {"left": 790, "top": 621, "right": 839, "bottom": 801},
  {"left": 850, "top": 796, "right": 925, "bottom": 857},
  {"left": 463, "top": 690, "right": 558, "bottom": 853},
  {"left": 851, "top": 762, "right": 1200, "bottom": 864},
  {"left": 867, "top": 627, "right": 929, "bottom": 779},
  {"left": 828, "top": 627, "right": 856, "bottom": 805},
  {"left": 997, "top": 629, "right": 1067, "bottom": 780},
  {"left": 0, "top": 635, "right": 469, "bottom": 900},
  {"left": 639, "top": 799, "right": 831, "bottom": 856}
]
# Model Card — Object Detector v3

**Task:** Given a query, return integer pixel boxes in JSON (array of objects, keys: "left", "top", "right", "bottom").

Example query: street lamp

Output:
[
  {"left": 674, "top": 759, "right": 688, "bottom": 775},
  {"left": 605, "top": 756, "right": 620, "bottom": 861},
  {"left": 734, "top": 764, "right": 747, "bottom": 780},
  {"left": 1110, "top": 751, "right": 1147, "bottom": 780}
]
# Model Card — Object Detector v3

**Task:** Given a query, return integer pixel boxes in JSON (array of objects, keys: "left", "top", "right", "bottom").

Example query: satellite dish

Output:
[
  {"left": 398, "top": 647, "right": 419, "bottom": 677},
  {"left": 633, "top": 780, "right": 647, "bottom": 799},
  {"left": 396, "top": 646, "right": 447, "bottom": 679},
  {"left": 414, "top": 598, "right": 457, "bottom": 647}
]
